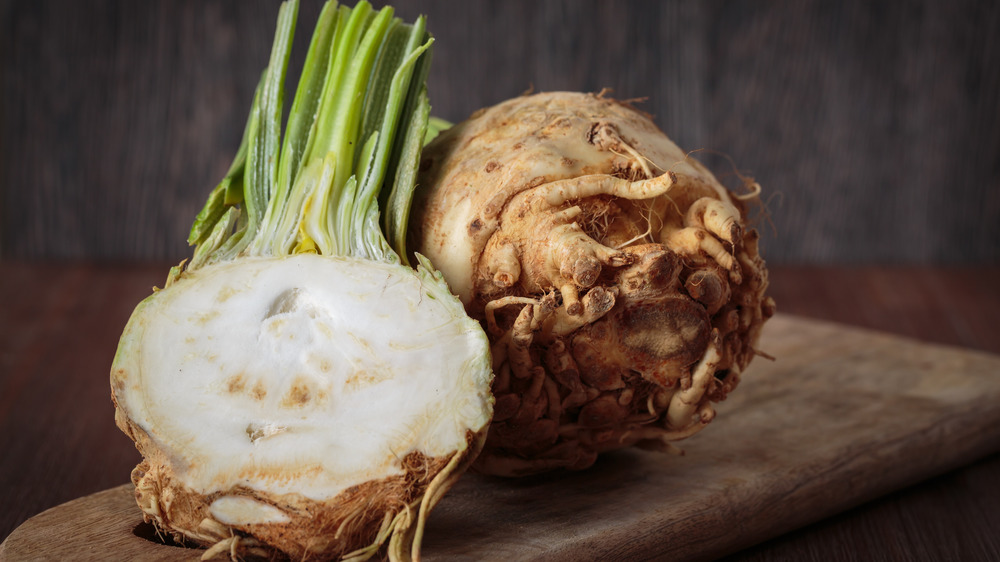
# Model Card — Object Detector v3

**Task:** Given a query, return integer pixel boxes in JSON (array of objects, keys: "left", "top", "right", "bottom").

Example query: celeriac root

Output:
[{"left": 414, "top": 91, "right": 774, "bottom": 476}]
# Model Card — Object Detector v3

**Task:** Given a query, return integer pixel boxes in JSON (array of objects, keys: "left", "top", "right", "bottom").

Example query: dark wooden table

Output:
[{"left": 1, "top": 263, "right": 998, "bottom": 560}]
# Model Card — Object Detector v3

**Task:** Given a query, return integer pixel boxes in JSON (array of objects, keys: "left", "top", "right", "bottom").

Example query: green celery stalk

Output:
[{"left": 186, "top": 0, "right": 433, "bottom": 269}]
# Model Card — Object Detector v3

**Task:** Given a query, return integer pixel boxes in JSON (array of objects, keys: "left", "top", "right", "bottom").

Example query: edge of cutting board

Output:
[{"left": 5, "top": 314, "right": 1000, "bottom": 561}]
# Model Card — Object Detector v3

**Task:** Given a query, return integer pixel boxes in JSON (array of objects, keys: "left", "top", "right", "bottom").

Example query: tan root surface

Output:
[
  {"left": 414, "top": 91, "right": 774, "bottom": 476},
  {"left": 115, "top": 401, "right": 483, "bottom": 561}
]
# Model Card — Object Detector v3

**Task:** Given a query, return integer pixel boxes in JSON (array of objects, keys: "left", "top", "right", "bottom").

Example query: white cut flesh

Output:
[{"left": 113, "top": 254, "right": 492, "bottom": 514}]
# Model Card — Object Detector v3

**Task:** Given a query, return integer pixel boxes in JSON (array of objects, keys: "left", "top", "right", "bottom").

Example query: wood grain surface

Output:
[
  {"left": 2, "top": 0, "right": 999, "bottom": 263},
  {"left": 1, "top": 264, "right": 999, "bottom": 561},
  {"left": 4, "top": 313, "right": 1000, "bottom": 561}
]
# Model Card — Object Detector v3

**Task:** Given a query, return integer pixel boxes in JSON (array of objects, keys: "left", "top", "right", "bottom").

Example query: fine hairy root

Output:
[{"left": 413, "top": 91, "right": 774, "bottom": 476}]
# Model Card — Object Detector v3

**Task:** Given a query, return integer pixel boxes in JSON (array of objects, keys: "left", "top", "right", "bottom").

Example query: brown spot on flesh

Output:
[
  {"left": 251, "top": 381, "right": 267, "bottom": 401},
  {"left": 282, "top": 378, "right": 312, "bottom": 408},
  {"left": 226, "top": 373, "right": 246, "bottom": 394},
  {"left": 345, "top": 368, "right": 391, "bottom": 390},
  {"left": 246, "top": 424, "right": 267, "bottom": 443},
  {"left": 484, "top": 160, "right": 501, "bottom": 173}
]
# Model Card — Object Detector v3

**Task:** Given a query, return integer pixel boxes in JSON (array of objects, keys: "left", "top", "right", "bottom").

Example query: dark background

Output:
[
  {"left": 3, "top": 2, "right": 1000, "bottom": 557},
  {"left": 1, "top": 0, "right": 999, "bottom": 264}
]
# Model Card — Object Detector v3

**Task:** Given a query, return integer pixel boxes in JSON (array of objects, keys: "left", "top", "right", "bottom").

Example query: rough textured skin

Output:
[
  {"left": 413, "top": 92, "right": 774, "bottom": 476},
  {"left": 113, "top": 397, "right": 482, "bottom": 561}
]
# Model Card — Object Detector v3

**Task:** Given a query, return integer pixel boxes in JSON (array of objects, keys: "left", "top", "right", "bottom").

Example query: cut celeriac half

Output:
[{"left": 110, "top": 2, "right": 492, "bottom": 560}]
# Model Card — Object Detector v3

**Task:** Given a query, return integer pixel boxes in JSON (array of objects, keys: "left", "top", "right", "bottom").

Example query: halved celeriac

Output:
[
  {"left": 113, "top": 255, "right": 491, "bottom": 559},
  {"left": 110, "top": 1, "right": 494, "bottom": 559}
]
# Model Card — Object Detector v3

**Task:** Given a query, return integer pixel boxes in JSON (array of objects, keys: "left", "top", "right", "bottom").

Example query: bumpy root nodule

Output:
[
  {"left": 414, "top": 92, "right": 774, "bottom": 476},
  {"left": 476, "top": 214, "right": 771, "bottom": 476}
]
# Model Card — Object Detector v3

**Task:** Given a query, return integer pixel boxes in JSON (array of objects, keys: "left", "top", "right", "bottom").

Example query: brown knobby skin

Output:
[{"left": 413, "top": 91, "right": 775, "bottom": 476}]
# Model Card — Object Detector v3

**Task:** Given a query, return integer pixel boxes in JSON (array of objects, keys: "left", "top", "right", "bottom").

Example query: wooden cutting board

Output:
[{"left": 4, "top": 314, "right": 1000, "bottom": 561}]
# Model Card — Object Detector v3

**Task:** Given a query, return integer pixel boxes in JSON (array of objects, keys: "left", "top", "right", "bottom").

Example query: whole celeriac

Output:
[
  {"left": 111, "top": 2, "right": 492, "bottom": 560},
  {"left": 413, "top": 91, "right": 774, "bottom": 476}
]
